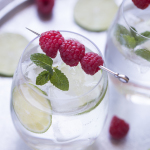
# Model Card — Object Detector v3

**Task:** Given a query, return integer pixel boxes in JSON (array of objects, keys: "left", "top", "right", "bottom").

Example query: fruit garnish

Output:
[
  {"left": 132, "top": 0, "right": 150, "bottom": 9},
  {"left": 80, "top": 52, "right": 104, "bottom": 75},
  {"left": 39, "top": 30, "right": 64, "bottom": 58},
  {"left": 36, "top": 0, "right": 54, "bottom": 15},
  {"left": 13, "top": 83, "right": 52, "bottom": 133},
  {"left": 74, "top": 0, "right": 118, "bottom": 31},
  {"left": 0, "top": 33, "right": 28, "bottom": 77},
  {"left": 30, "top": 53, "right": 69, "bottom": 91},
  {"left": 109, "top": 116, "right": 129, "bottom": 139},
  {"left": 26, "top": 28, "right": 129, "bottom": 83},
  {"left": 59, "top": 39, "right": 85, "bottom": 67}
]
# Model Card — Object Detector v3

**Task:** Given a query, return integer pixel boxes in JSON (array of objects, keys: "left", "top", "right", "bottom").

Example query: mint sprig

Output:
[
  {"left": 30, "top": 53, "right": 69, "bottom": 91},
  {"left": 115, "top": 24, "right": 150, "bottom": 49},
  {"left": 135, "top": 49, "right": 150, "bottom": 62},
  {"left": 115, "top": 24, "right": 136, "bottom": 49},
  {"left": 30, "top": 53, "right": 53, "bottom": 75},
  {"left": 36, "top": 71, "right": 51, "bottom": 85},
  {"left": 50, "top": 68, "right": 69, "bottom": 91}
]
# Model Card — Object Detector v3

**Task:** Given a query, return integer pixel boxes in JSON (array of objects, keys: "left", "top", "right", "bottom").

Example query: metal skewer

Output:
[{"left": 26, "top": 27, "right": 129, "bottom": 83}]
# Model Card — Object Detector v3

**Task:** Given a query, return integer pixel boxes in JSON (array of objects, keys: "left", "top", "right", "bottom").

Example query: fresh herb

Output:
[
  {"left": 115, "top": 24, "right": 136, "bottom": 49},
  {"left": 115, "top": 24, "right": 150, "bottom": 62},
  {"left": 135, "top": 49, "right": 150, "bottom": 62},
  {"left": 30, "top": 53, "right": 69, "bottom": 91},
  {"left": 115, "top": 24, "right": 150, "bottom": 48}
]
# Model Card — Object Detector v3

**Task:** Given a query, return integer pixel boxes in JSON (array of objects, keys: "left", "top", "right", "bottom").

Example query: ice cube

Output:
[
  {"left": 48, "top": 63, "right": 102, "bottom": 112},
  {"left": 125, "top": 13, "right": 142, "bottom": 26},
  {"left": 53, "top": 117, "right": 83, "bottom": 141}
]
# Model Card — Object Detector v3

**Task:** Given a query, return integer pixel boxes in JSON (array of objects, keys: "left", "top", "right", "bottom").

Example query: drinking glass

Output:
[
  {"left": 105, "top": 0, "right": 150, "bottom": 148},
  {"left": 10, "top": 31, "right": 109, "bottom": 150}
]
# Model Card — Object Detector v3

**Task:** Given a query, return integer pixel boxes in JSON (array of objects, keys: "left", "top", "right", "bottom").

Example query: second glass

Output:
[{"left": 105, "top": 0, "right": 150, "bottom": 149}]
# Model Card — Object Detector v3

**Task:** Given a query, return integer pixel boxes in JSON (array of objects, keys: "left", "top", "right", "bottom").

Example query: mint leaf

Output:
[
  {"left": 130, "top": 26, "right": 137, "bottom": 38},
  {"left": 30, "top": 53, "right": 53, "bottom": 75},
  {"left": 50, "top": 68, "right": 69, "bottom": 91},
  {"left": 136, "top": 31, "right": 150, "bottom": 45},
  {"left": 135, "top": 49, "right": 150, "bottom": 62},
  {"left": 36, "top": 71, "right": 51, "bottom": 85},
  {"left": 115, "top": 24, "right": 131, "bottom": 36},
  {"left": 122, "top": 35, "right": 136, "bottom": 49},
  {"left": 115, "top": 24, "right": 136, "bottom": 49}
]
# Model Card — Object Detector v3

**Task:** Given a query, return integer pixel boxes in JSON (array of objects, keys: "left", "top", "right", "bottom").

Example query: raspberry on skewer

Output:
[
  {"left": 39, "top": 30, "right": 64, "bottom": 58},
  {"left": 80, "top": 52, "right": 103, "bottom": 75},
  {"left": 26, "top": 28, "right": 129, "bottom": 83},
  {"left": 59, "top": 39, "right": 85, "bottom": 67}
]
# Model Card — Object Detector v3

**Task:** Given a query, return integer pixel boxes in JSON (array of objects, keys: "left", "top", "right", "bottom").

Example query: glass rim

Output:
[
  {"left": 20, "top": 30, "right": 108, "bottom": 102},
  {"left": 122, "top": 0, "right": 150, "bottom": 40}
]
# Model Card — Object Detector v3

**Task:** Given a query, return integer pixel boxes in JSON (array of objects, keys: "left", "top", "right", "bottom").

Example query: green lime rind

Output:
[
  {"left": 74, "top": 0, "right": 118, "bottom": 32},
  {"left": 77, "top": 80, "right": 108, "bottom": 115},
  {"left": 135, "top": 49, "right": 150, "bottom": 62},
  {"left": 13, "top": 84, "right": 52, "bottom": 134}
]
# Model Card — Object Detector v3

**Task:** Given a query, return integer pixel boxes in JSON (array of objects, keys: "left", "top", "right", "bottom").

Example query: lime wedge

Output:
[
  {"left": 74, "top": 0, "right": 118, "bottom": 31},
  {"left": 0, "top": 33, "right": 29, "bottom": 77},
  {"left": 13, "top": 84, "right": 52, "bottom": 133}
]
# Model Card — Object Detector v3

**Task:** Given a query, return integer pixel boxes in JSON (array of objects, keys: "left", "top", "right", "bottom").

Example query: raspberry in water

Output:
[
  {"left": 36, "top": 0, "right": 55, "bottom": 15},
  {"left": 80, "top": 52, "right": 104, "bottom": 75},
  {"left": 39, "top": 30, "right": 64, "bottom": 58},
  {"left": 109, "top": 116, "right": 129, "bottom": 139},
  {"left": 59, "top": 39, "right": 85, "bottom": 67},
  {"left": 132, "top": 0, "right": 150, "bottom": 9}
]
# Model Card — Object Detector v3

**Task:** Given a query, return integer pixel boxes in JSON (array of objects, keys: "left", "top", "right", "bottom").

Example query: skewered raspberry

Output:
[
  {"left": 80, "top": 52, "right": 103, "bottom": 75},
  {"left": 59, "top": 39, "right": 85, "bottom": 67},
  {"left": 109, "top": 116, "right": 129, "bottom": 139},
  {"left": 132, "top": 0, "right": 150, "bottom": 9},
  {"left": 39, "top": 30, "right": 64, "bottom": 58},
  {"left": 36, "top": 0, "right": 54, "bottom": 15}
]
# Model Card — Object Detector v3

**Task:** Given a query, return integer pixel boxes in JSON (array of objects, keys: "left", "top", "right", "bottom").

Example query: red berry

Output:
[
  {"left": 39, "top": 30, "right": 64, "bottom": 58},
  {"left": 59, "top": 39, "right": 85, "bottom": 67},
  {"left": 109, "top": 116, "right": 129, "bottom": 139},
  {"left": 36, "top": 0, "right": 54, "bottom": 15},
  {"left": 132, "top": 0, "right": 149, "bottom": 9},
  {"left": 80, "top": 52, "right": 103, "bottom": 75}
]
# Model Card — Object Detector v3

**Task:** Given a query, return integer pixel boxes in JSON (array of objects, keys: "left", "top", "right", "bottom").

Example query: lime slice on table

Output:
[
  {"left": 0, "top": 33, "right": 29, "bottom": 77},
  {"left": 13, "top": 83, "right": 52, "bottom": 133},
  {"left": 74, "top": 0, "right": 118, "bottom": 31}
]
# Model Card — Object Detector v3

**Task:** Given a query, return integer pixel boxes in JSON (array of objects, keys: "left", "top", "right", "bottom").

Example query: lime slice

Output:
[
  {"left": 0, "top": 33, "right": 29, "bottom": 77},
  {"left": 74, "top": 0, "right": 118, "bottom": 31},
  {"left": 13, "top": 84, "right": 52, "bottom": 133}
]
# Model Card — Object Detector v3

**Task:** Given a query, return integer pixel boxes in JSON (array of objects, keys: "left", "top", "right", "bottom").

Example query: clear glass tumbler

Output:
[
  {"left": 10, "top": 31, "right": 109, "bottom": 150},
  {"left": 105, "top": 0, "right": 150, "bottom": 148}
]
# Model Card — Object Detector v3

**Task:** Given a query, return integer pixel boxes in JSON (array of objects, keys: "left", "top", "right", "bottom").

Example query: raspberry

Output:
[
  {"left": 132, "top": 0, "right": 150, "bottom": 9},
  {"left": 59, "top": 39, "right": 85, "bottom": 67},
  {"left": 80, "top": 52, "right": 103, "bottom": 75},
  {"left": 39, "top": 30, "right": 64, "bottom": 58},
  {"left": 109, "top": 116, "right": 129, "bottom": 139},
  {"left": 36, "top": 0, "right": 54, "bottom": 15}
]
